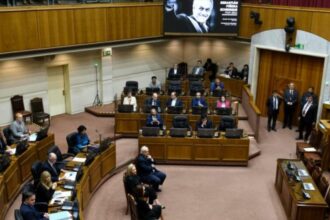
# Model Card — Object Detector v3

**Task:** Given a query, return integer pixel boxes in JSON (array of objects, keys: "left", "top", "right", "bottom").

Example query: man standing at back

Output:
[
  {"left": 297, "top": 96, "right": 317, "bottom": 141},
  {"left": 283, "top": 82, "right": 298, "bottom": 129},
  {"left": 266, "top": 90, "right": 281, "bottom": 132}
]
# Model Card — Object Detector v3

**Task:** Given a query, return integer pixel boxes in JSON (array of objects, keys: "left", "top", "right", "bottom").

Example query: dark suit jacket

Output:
[
  {"left": 20, "top": 203, "right": 45, "bottom": 220},
  {"left": 168, "top": 68, "right": 183, "bottom": 79},
  {"left": 42, "top": 161, "right": 60, "bottom": 182},
  {"left": 210, "top": 82, "right": 225, "bottom": 92},
  {"left": 191, "top": 98, "right": 207, "bottom": 108},
  {"left": 196, "top": 120, "right": 213, "bottom": 130},
  {"left": 36, "top": 183, "right": 55, "bottom": 203},
  {"left": 146, "top": 114, "right": 163, "bottom": 128},
  {"left": 301, "top": 92, "right": 318, "bottom": 106},
  {"left": 146, "top": 98, "right": 161, "bottom": 108},
  {"left": 284, "top": 89, "right": 298, "bottom": 106},
  {"left": 136, "top": 154, "right": 154, "bottom": 177},
  {"left": 166, "top": 98, "right": 183, "bottom": 107},
  {"left": 266, "top": 96, "right": 282, "bottom": 115},
  {"left": 0, "top": 137, "right": 6, "bottom": 154},
  {"left": 300, "top": 103, "right": 317, "bottom": 124},
  {"left": 225, "top": 67, "right": 238, "bottom": 78}
]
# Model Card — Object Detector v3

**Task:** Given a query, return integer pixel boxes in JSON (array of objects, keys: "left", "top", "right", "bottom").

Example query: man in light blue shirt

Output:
[{"left": 10, "top": 113, "right": 29, "bottom": 142}]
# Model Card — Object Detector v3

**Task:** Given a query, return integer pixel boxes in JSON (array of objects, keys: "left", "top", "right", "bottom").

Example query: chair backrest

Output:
[
  {"left": 11, "top": 95, "right": 25, "bottom": 115},
  {"left": 178, "top": 62, "right": 187, "bottom": 75},
  {"left": 189, "top": 81, "right": 203, "bottom": 90},
  {"left": 127, "top": 194, "right": 138, "bottom": 220},
  {"left": 48, "top": 145, "right": 63, "bottom": 162},
  {"left": 173, "top": 115, "right": 189, "bottom": 128},
  {"left": 3, "top": 126, "right": 13, "bottom": 145},
  {"left": 30, "top": 97, "right": 45, "bottom": 114},
  {"left": 14, "top": 209, "right": 23, "bottom": 220},
  {"left": 31, "top": 160, "right": 43, "bottom": 187},
  {"left": 219, "top": 116, "right": 237, "bottom": 131},
  {"left": 126, "top": 81, "right": 139, "bottom": 89},
  {"left": 309, "top": 128, "right": 323, "bottom": 149},
  {"left": 66, "top": 132, "right": 78, "bottom": 154}
]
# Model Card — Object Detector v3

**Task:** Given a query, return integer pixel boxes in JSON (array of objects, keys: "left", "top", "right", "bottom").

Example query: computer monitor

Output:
[
  {"left": 192, "top": 106, "right": 208, "bottom": 115},
  {"left": 170, "top": 127, "right": 187, "bottom": 137},
  {"left": 146, "top": 87, "right": 160, "bottom": 96},
  {"left": 197, "top": 128, "right": 215, "bottom": 138},
  {"left": 142, "top": 127, "right": 160, "bottom": 136},
  {"left": 118, "top": 104, "right": 134, "bottom": 113},
  {"left": 216, "top": 107, "right": 232, "bottom": 116},
  {"left": 225, "top": 128, "right": 243, "bottom": 139},
  {"left": 98, "top": 137, "right": 112, "bottom": 154},
  {"left": 167, "top": 106, "right": 183, "bottom": 114},
  {"left": 15, "top": 139, "right": 28, "bottom": 156},
  {"left": 84, "top": 151, "right": 97, "bottom": 166},
  {"left": 213, "top": 90, "right": 227, "bottom": 97},
  {"left": 36, "top": 126, "right": 49, "bottom": 141}
]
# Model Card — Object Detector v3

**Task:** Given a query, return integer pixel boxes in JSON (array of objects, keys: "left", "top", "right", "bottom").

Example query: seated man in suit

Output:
[
  {"left": 123, "top": 90, "right": 137, "bottom": 112},
  {"left": 9, "top": 113, "right": 29, "bottom": 143},
  {"left": 136, "top": 146, "right": 166, "bottom": 192},
  {"left": 196, "top": 115, "right": 213, "bottom": 130},
  {"left": 146, "top": 108, "right": 163, "bottom": 129},
  {"left": 74, "top": 125, "right": 90, "bottom": 153},
  {"left": 191, "top": 92, "right": 208, "bottom": 108},
  {"left": 191, "top": 60, "right": 205, "bottom": 78},
  {"left": 210, "top": 78, "right": 225, "bottom": 93},
  {"left": 166, "top": 92, "right": 183, "bottom": 108},
  {"left": 297, "top": 95, "right": 317, "bottom": 141},
  {"left": 146, "top": 93, "right": 161, "bottom": 113},
  {"left": 42, "top": 152, "right": 60, "bottom": 182},
  {"left": 20, "top": 191, "right": 49, "bottom": 220},
  {"left": 224, "top": 62, "right": 239, "bottom": 78},
  {"left": 148, "top": 76, "right": 161, "bottom": 90},
  {"left": 168, "top": 64, "right": 182, "bottom": 79}
]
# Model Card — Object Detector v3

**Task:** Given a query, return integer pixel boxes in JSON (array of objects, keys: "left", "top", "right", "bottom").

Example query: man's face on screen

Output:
[{"left": 192, "top": 0, "right": 213, "bottom": 23}]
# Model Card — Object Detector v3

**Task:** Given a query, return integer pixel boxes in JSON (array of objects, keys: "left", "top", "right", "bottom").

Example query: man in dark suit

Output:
[
  {"left": 196, "top": 115, "right": 213, "bottom": 130},
  {"left": 191, "top": 92, "right": 208, "bottom": 108},
  {"left": 301, "top": 86, "right": 318, "bottom": 106},
  {"left": 42, "top": 152, "right": 60, "bottom": 182},
  {"left": 166, "top": 92, "right": 183, "bottom": 108},
  {"left": 266, "top": 91, "right": 281, "bottom": 132},
  {"left": 136, "top": 146, "right": 166, "bottom": 192},
  {"left": 191, "top": 60, "right": 205, "bottom": 77},
  {"left": 210, "top": 78, "right": 225, "bottom": 93},
  {"left": 225, "top": 62, "right": 239, "bottom": 78},
  {"left": 297, "top": 96, "right": 317, "bottom": 141},
  {"left": 0, "top": 131, "right": 8, "bottom": 154},
  {"left": 146, "top": 108, "right": 163, "bottom": 129},
  {"left": 283, "top": 82, "right": 299, "bottom": 129},
  {"left": 168, "top": 64, "right": 183, "bottom": 80},
  {"left": 20, "top": 191, "right": 48, "bottom": 220},
  {"left": 145, "top": 92, "right": 161, "bottom": 113}
]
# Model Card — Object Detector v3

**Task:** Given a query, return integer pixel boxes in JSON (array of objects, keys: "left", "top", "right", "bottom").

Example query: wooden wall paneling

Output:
[
  {"left": 239, "top": 6, "right": 275, "bottom": 38},
  {"left": 310, "top": 11, "right": 330, "bottom": 42},
  {"left": 101, "top": 145, "right": 116, "bottom": 177},
  {"left": 0, "top": 177, "right": 6, "bottom": 220},
  {"left": 135, "top": 6, "right": 148, "bottom": 38},
  {"left": 107, "top": 7, "right": 133, "bottom": 41},
  {"left": 74, "top": 8, "right": 108, "bottom": 44},
  {"left": 88, "top": 156, "right": 102, "bottom": 192},
  {"left": 18, "top": 146, "right": 37, "bottom": 182},
  {"left": 37, "top": 9, "right": 76, "bottom": 48},
  {"left": 0, "top": 11, "right": 39, "bottom": 52},
  {"left": 272, "top": 9, "right": 313, "bottom": 33}
]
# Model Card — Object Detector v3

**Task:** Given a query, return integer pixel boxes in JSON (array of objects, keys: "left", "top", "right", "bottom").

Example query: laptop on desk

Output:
[
  {"left": 216, "top": 107, "right": 232, "bottom": 116},
  {"left": 167, "top": 106, "right": 183, "bottom": 114},
  {"left": 197, "top": 128, "right": 215, "bottom": 138},
  {"left": 142, "top": 127, "right": 160, "bottom": 137},
  {"left": 170, "top": 128, "right": 187, "bottom": 137},
  {"left": 225, "top": 128, "right": 243, "bottom": 139},
  {"left": 118, "top": 104, "right": 134, "bottom": 113}
]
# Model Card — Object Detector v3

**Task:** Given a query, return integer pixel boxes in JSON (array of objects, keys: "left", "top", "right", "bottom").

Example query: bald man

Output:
[
  {"left": 42, "top": 153, "right": 60, "bottom": 182},
  {"left": 9, "top": 113, "right": 29, "bottom": 143}
]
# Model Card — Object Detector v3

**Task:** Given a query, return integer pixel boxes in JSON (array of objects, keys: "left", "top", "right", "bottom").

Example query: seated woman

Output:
[
  {"left": 136, "top": 185, "right": 163, "bottom": 220},
  {"left": 124, "top": 163, "right": 160, "bottom": 205},
  {"left": 216, "top": 96, "right": 231, "bottom": 109},
  {"left": 20, "top": 191, "right": 49, "bottom": 220},
  {"left": 74, "top": 125, "right": 90, "bottom": 153},
  {"left": 123, "top": 91, "right": 137, "bottom": 112},
  {"left": 195, "top": 115, "right": 213, "bottom": 130},
  {"left": 36, "top": 171, "right": 57, "bottom": 203}
]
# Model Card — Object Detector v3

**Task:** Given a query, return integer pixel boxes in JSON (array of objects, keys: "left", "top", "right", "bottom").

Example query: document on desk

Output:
[
  {"left": 298, "top": 169, "right": 309, "bottom": 177},
  {"left": 62, "top": 171, "right": 77, "bottom": 181},
  {"left": 6, "top": 148, "right": 16, "bottom": 155},
  {"left": 303, "top": 147, "right": 317, "bottom": 152},
  {"left": 303, "top": 183, "right": 315, "bottom": 191},
  {"left": 49, "top": 211, "right": 72, "bottom": 220},
  {"left": 29, "top": 133, "right": 37, "bottom": 142},
  {"left": 72, "top": 157, "right": 86, "bottom": 163}
]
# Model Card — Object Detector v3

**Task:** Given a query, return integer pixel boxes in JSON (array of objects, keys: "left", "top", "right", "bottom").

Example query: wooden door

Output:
[{"left": 256, "top": 49, "right": 324, "bottom": 125}]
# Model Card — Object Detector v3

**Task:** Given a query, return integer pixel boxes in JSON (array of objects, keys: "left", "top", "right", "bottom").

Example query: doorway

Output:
[{"left": 47, "top": 65, "right": 71, "bottom": 116}]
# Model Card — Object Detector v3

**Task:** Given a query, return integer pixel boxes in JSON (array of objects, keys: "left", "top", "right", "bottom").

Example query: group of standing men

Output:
[{"left": 267, "top": 83, "right": 318, "bottom": 142}]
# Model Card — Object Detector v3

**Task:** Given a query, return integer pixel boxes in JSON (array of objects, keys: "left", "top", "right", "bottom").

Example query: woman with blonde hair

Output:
[
  {"left": 124, "top": 163, "right": 161, "bottom": 206},
  {"left": 36, "top": 171, "right": 57, "bottom": 203}
]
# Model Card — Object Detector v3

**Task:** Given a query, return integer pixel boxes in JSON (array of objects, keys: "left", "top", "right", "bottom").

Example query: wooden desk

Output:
[
  {"left": 0, "top": 177, "right": 5, "bottom": 220},
  {"left": 275, "top": 159, "right": 327, "bottom": 220},
  {"left": 218, "top": 76, "right": 245, "bottom": 98},
  {"left": 115, "top": 113, "right": 238, "bottom": 136},
  {"left": 138, "top": 134, "right": 249, "bottom": 166}
]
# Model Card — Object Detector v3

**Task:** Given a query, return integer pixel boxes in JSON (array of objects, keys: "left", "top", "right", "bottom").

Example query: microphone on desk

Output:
[{"left": 95, "top": 129, "right": 102, "bottom": 144}]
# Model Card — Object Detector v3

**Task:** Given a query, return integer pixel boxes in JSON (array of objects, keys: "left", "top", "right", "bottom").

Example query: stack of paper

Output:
[
  {"left": 304, "top": 147, "right": 317, "bottom": 152},
  {"left": 6, "top": 148, "right": 16, "bottom": 155},
  {"left": 72, "top": 157, "right": 86, "bottom": 163},
  {"left": 62, "top": 171, "right": 77, "bottom": 181},
  {"left": 49, "top": 211, "right": 72, "bottom": 220},
  {"left": 303, "top": 183, "right": 315, "bottom": 191},
  {"left": 29, "top": 133, "right": 37, "bottom": 142},
  {"left": 298, "top": 169, "right": 309, "bottom": 177}
]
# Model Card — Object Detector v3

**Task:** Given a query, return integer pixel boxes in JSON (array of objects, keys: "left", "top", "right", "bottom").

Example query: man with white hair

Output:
[
  {"left": 136, "top": 146, "right": 166, "bottom": 192},
  {"left": 42, "top": 152, "right": 60, "bottom": 182},
  {"left": 9, "top": 113, "right": 29, "bottom": 143}
]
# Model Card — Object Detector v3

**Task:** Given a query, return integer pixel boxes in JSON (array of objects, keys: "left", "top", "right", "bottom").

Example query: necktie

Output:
[
  {"left": 302, "top": 103, "right": 310, "bottom": 117},
  {"left": 152, "top": 100, "right": 155, "bottom": 106},
  {"left": 199, "top": 23, "right": 207, "bottom": 33},
  {"left": 51, "top": 163, "right": 57, "bottom": 175},
  {"left": 290, "top": 90, "right": 293, "bottom": 95},
  {"left": 273, "top": 97, "right": 277, "bottom": 110}
]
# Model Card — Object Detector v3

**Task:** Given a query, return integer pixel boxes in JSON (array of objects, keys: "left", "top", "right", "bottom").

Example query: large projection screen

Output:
[{"left": 164, "top": 0, "right": 241, "bottom": 36}]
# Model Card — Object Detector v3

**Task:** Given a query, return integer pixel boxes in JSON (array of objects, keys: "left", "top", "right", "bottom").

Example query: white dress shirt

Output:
[{"left": 123, "top": 96, "right": 137, "bottom": 111}]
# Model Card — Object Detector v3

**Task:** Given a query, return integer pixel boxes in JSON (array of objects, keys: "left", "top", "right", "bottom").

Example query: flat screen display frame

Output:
[{"left": 164, "top": 0, "right": 241, "bottom": 36}]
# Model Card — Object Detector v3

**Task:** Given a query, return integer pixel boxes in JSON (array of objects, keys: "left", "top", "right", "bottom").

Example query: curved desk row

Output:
[
  {"left": 0, "top": 134, "right": 55, "bottom": 220},
  {"left": 138, "top": 134, "right": 250, "bottom": 166},
  {"left": 115, "top": 113, "right": 238, "bottom": 136}
]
